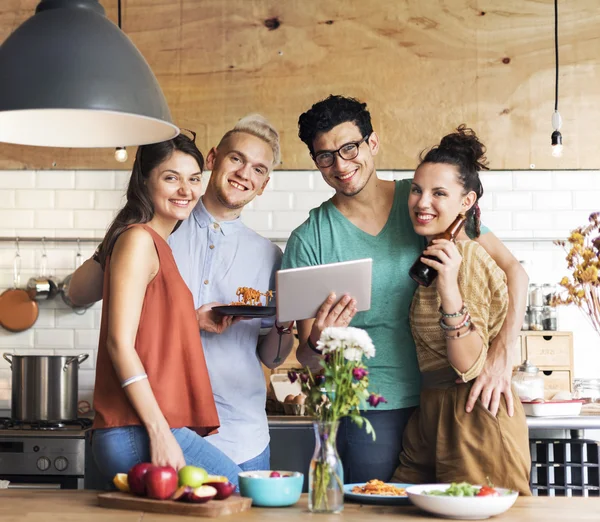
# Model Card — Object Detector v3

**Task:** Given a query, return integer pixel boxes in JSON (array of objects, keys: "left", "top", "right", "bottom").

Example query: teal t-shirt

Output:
[{"left": 281, "top": 179, "right": 423, "bottom": 410}]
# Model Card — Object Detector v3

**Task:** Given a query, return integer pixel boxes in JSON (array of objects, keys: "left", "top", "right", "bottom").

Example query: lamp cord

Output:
[
  {"left": 554, "top": 0, "right": 559, "bottom": 112},
  {"left": 118, "top": 0, "right": 122, "bottom": 30}
]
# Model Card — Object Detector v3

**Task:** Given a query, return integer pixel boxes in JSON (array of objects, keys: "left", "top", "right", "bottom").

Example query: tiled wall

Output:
[{"left": 0, "top": 169, "right": 599, "bottom": 410}]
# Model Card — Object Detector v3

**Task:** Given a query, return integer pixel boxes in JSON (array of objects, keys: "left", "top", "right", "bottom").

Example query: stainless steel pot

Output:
[{"left": 3, "top": 353, "right": 89, "bottom": 422}]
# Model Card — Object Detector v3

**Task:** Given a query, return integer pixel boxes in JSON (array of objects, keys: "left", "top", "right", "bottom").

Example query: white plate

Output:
[
  {"left": 343, "top": 483, "right": 411, "bottom": 505},
  {"left": 521, "top": 400, "right": 584, "bottom": 417},
  {"left": 406, "top": 484, "right": 518, "bottom": 520}
]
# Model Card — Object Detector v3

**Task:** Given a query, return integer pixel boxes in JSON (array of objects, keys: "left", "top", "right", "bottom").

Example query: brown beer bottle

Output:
[{"left": 409, "top": 213, "right": 467, "bottom": 287}]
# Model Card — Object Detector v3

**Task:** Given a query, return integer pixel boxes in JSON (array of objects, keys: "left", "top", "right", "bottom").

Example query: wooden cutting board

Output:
[{"left": 97, "top": 492, "right": 252, "bottom": 517}]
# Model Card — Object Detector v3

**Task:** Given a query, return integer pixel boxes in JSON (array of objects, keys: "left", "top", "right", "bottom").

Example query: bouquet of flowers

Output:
[
  {"left": 553, "top": 212, "right": 600, "bottom": 339},
  {"left": 288, "top": 326, "right": 386, "bottom": 513}
]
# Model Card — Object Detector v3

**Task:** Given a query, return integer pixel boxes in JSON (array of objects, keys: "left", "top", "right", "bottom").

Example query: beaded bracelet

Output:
[
  {"left": 439, "top": 304, "right": 467, "bottom": 318},
  {"left": 445, "top": 323, "right": 475, "bottom": 340},
  {"left": 439, "top": 312, "right": 471, "bottom": 331}
]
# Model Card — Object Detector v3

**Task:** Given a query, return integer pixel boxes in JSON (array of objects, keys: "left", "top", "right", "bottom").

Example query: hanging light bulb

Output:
[
  {"left": 114, "top": 147, "right": 128, "bottom": 162},
  {"left": 551, "top": 110, "right": 563, "bottom": 158},
  {"left": 550, "top": 0, "right": 562, "bottom": 158}
]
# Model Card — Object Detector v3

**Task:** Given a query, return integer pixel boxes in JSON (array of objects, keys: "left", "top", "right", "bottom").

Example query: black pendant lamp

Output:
[{"left": 0, "top": 0, "right": 178, "bottom": 148}]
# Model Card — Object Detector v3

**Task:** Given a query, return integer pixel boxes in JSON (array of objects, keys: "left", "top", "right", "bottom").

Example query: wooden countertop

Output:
[{"left": 1, "top": 490, "right": 599, "bottom": 521}]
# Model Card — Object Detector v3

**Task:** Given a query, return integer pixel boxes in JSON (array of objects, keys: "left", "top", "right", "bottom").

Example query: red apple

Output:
[
  {"left": 187, "top": 485, "right": 217, "bottom": 503},
  {"left": 269, "top": 471, "right": 281, "bottom": 478},
  {"left": 127, "top": 462, "right": 154, "bottom": 496},
  {"left": 145, "top": 465, "right": 178, "bottom": 500},
  {"left": 204, "top": 480, "right": 236, "bottom": 500}
]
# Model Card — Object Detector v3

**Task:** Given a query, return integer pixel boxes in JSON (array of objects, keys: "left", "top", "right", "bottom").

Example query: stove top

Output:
[{"left": 0, "top": 417, "right": 93, "bottom": 431}]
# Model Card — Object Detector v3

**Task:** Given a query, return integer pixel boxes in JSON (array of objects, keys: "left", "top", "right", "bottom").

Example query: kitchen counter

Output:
[{"left": 1, "top": 490, "right": 599, "bottom": 521}]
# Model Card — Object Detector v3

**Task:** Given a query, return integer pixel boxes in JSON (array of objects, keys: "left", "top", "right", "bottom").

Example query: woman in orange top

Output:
[{"left": 90, "top": 133, "right": 242, "bottom": 487}]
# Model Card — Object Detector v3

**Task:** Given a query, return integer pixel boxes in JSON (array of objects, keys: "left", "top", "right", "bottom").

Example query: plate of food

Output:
[
  {"left": 213, "top": 287, "right": 276, "bottom": 318},
  {"left": 406, "top": 482, "right": 518, "bottom": 520},
  {"left": 343, "top": 480, "right": 411, "bottom": 505}
]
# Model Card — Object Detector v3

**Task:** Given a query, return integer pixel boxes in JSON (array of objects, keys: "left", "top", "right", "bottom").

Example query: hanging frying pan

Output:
[{"left": 0, "top": 249, "right": 39, "bottom": 332}]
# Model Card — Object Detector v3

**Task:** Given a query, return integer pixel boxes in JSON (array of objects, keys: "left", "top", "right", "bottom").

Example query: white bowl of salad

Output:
[{"left": 406, "top": 482, "right": 518, "bottom": 520}]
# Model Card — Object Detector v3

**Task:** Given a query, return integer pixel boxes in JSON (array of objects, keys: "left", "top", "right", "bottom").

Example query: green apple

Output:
[{"left": 178, "top": 465, "right": 208, "bottom": 488}]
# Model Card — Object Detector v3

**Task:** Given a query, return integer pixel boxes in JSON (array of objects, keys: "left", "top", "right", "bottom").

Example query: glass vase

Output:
[{"left": 308, "top": 420, "right": 344, "bottom": 513}]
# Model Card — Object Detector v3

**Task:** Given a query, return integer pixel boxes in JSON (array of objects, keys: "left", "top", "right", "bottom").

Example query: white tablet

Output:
[{"left": 276, "top": 258, "right": 372, "bottom": 323}]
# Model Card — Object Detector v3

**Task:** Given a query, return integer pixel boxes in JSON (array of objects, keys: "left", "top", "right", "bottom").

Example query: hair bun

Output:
[{"left": 437, "top": 125, "right": 488, "bottom": 171}]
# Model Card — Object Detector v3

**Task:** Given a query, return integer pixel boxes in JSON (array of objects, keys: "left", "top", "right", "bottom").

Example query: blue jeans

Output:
[
  {"left": 238, "top": 444, "right": 270, "bottom": 472},
  {"left": 91, "top": 426, "right": 242, "bottom": 490},
  {"left": 337, "top": 407, "right": 416, "bottom": 484}
]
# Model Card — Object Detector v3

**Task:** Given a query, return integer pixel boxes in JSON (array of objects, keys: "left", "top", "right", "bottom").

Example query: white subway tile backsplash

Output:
[
  {"left": 513, "top": 171, "right": 554, "bottom": 191},
  {"left": 75, "top": 171, "right": 115, "bottom": 190},
  {"left": 73, "top": 210, "right": 114, "bottom": 230},
  {"left": 273, "top": 211, "right": 311, "bottom": 232},
  {"left": 0, "top": 330, "right": 33, "bottom": 349},
  {"left": 0, "top": 167, "right": 599, "bottom": 399},
  {"left": 253, "top": 192, "right": 293, "bottom": 211},
  {"left": 34, "top": 329, "right": 74, "bottom": 349},
  {"left": 480, "top": 171, "right": 514, "bottom": 191},
  {"left": 479, "top": 210, "right": 512, "bottom": 232},
  {"left": 0, "top": 171, "right": 35, "bottom": 189},
  {"left": 294, "top": 191, "right": 333, "bottom": 210},
  {"left": 0, "top": 209, "right": 35, "bottom": 228},
  {"left": 55, "top": 308, "right": 96, "bottom": 329},
  {"left": 56, "top": 190, "right": 95, "bottom": 209},
  {"left": 493, "top": 192, "right": 533, "bottom": 211},
  {"left": 0, "top": 190, "right": 15, "bottom": 208},
  {"left": 513, "top": 211, "right": 557, "bottom": 230},
  {"left": 532, "top": 191, "right": 573, "bottom": 211},
  {"left": 240, "top": 211, "right": 272, "bottom": 231},
  {"left": 95, "top": 190, "right": 124, "bottom": 210},
  {"left": 271, "top": 171, "right": 313, "bottom": 191},
  {"left": 79, "top": 369, "right": 96, "bottom": 389},
  {"left": 114, "top": 170, "right": 130, "bottom": 192},
  {"left": 34, "top": 210, "right": 73, "bottom": 229},
  {"left": 75, "top": 329, "right": 100, "bottom": 349},
  {"left": 15, "top": 190, "right": 55, "bottom": 209},
  {"left": 572, "top": 191, "right": 600, "bottom": 211},
  {"left": 35, "top": 309, "right": 56, "bottom": 328},
  {"left": 553, "top": 170, "right": 600, "bottom": 191},
  {"left": 35, "top": 170, "right": 75, "bottom": 189}
]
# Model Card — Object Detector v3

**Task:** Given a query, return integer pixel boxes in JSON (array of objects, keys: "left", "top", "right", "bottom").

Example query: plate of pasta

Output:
[
  {"left": 343, "top": 480, "right": 412, "bottom": 505},
  {"left": 213, "top": 287, "right": 276, "bottom": 318}
]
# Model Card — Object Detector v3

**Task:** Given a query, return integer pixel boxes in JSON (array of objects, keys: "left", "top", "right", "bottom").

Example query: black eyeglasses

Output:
[
  {"left": 313, "top": 134, "right": 370, "bottom": 168},
  {"left": 180, "top": 128, "right": 197, "bottom": 143}
]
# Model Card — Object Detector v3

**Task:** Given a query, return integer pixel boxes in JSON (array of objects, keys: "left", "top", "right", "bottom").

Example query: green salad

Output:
[{"left": 426, "top": 482, "right": 480, "bottom": 497}]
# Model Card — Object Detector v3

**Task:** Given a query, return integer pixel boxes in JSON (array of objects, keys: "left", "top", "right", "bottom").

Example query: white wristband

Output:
[{"left": 121, "top": 373, "right": 148, "bottom": 388}]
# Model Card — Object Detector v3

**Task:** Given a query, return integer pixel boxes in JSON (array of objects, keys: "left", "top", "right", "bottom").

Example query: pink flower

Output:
[
  {"left": 352, "top": 367, "right": 368, "bottom": 381},
  {"left": 300, "top": 373, "right": 309, "bottom": 384},
  {"left": 288, "top": 370, "right": 298, "bottom": 384},
  {"left": 367, "top": 393, "right": 388, "bottom": 407}
]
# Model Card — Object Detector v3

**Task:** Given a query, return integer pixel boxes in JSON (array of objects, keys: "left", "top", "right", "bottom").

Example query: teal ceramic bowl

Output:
[{"left": 238, "top": 470, "right": 304, "bottom": 507}]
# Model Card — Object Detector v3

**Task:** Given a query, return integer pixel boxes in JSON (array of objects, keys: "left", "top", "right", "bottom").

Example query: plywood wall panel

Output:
[{"left": 0, "top": 0, "right": 598, "bottom": 170}]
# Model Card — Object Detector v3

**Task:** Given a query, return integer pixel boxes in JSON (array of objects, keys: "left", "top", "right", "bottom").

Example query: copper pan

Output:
[{"left": 0, "top": 251, "right": 38, "bottom": 332}]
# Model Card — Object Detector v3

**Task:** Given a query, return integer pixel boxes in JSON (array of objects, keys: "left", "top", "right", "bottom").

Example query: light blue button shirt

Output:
[{"left": 168, "top": 199, "right": 282, "bottom": 464}]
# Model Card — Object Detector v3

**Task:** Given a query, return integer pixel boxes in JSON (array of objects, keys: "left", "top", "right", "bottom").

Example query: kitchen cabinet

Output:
[{"left": 516, "top": 331, "right": 574, "bottom": 399}]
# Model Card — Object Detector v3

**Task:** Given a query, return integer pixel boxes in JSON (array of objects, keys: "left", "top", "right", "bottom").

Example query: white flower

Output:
[
  {"left": 316, "top": 326, "right": 376, "bottom": 360},
  {"left": 343, "top": 347, "right": 362, "bottom": 362}
]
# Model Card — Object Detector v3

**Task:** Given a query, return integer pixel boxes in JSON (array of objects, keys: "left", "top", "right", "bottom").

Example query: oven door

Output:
[{"left": 1, "top": 474, "right": 83, "bottom": 489}]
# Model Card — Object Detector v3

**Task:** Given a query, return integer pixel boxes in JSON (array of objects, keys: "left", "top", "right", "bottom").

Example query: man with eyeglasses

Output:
[
  {"left": 281, "top": 95, "right": 528, "bottom": 483},
  {"left": 68, "top": 115, "right": 295, "bottom": 475}
]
